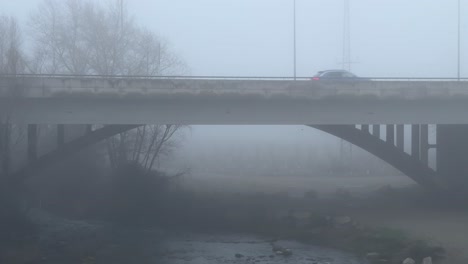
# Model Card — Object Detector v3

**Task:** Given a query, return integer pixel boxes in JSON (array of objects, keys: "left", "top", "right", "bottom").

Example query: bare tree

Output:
[
  {"left": 29, "top": 0, "right": 188, "bottom": 171},
  {"left": 30, "top": 0, "right": 188, "bottom": 75},
  {"left": 0, "top": 16, "right": 26, "bottom": 75},
  {"left": 106, "top": 125, "right": 181, "bottom": 172}
]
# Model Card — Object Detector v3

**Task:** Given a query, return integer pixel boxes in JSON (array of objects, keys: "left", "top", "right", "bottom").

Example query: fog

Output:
[
  {"left": 1, "top": 0, "right": 467, "bottom": 263},
  {"left": 3, "top": 0, "right": 464, "bottom": 156},
  {"left": 2, "top": 0, "right": 466, "bottom": 77}
]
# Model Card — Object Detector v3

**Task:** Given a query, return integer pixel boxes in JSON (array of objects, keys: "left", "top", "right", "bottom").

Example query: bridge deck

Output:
[{"left": 1, "top": 76, "right": 468, "bottom": 125}]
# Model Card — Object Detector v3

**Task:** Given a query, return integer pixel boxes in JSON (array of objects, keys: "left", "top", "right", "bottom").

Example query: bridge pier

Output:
[
  {"left": 361, "top": 125, "right": 370, "bottom": 133},
  {"left": 86, "top": 125, "right": 93, "bottom": 134},
  {"left": 437, "top": 125, "right": 468, "bottom": 191},
  {"left": 372, "top": 125, "right": 381, "bottom": 138},
  {"left": 420, "top": 125, "right": 429, "bottom": 165},
  {"left": 28, "top": 124, "right": 38, "bottom": 162},
  {"left": 57, "top": 125, "right": 65, "bottom": 146},
  {"left": 396, "top": 125, "right": 404, "bottom": 150},
  {"left": 386, "top": 125, "right": 395, "bottom": 145},
  {"left": 0, "top": 123, "right": 11, "bottom": 176},
  {"left": 411, "top": 125, "right": 420, "bottom": 160}
]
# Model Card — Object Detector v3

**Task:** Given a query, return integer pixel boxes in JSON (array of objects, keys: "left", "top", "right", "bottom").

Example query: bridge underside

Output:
[{"left": 13, "top": 122, "right": 468, "bottom": 193}]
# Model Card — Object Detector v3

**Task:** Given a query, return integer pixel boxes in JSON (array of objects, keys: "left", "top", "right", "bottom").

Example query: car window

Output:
[
  {"left": 313, "top": 72, "right": 323, "bottom": 77},
  {"left": 342, "top": 72, "right": 355, "bottom": 78},
  {"left": 323, "top": 72, "right": 343, "bottom": 78}
]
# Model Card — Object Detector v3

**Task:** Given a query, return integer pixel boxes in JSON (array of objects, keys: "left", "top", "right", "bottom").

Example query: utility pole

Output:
[
  {"left": 120, "top": 0, "right": 124, "bottom": 25},
  {"left": 119, "top": 0, "right": 124, "bottom": 35},
  {"left": 342, "top": 0, "right": 351, "bottom": 71},
  {"left": 158, "top": 42, "right": 161, "bottom": 75},
  {"left": 293, "top": 0, "right": 297, "bottom": 80},
  {"left": 340, "top": 0, "right": 353, "bottom": 172},
  {"left": 458, "top": 0, "right": 461, "bottom": 80}
]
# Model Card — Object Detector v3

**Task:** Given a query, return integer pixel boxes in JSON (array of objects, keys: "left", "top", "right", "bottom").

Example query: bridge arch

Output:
[
  {"left": 16, "top": 124, "right": 440, "bottom": 190},
  {"left": 311, "top": 125, "right": 439, "bottom": 189}
]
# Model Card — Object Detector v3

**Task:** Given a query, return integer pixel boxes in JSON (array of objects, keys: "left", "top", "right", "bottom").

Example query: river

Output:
[
  {"left": 155, "top": 233, "right": 367, "bottom": 264},
  {"left": 30, "top": 210, "right": 367, "bottom": 264}
]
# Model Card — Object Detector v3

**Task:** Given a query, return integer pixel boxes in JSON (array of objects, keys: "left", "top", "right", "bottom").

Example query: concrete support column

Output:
[
  {"left": 437, "top": 124, "right": 468, "bottom": 191},
  {"left": 412, "top": 125, "right": 420, "bottom": 160},
  {"left": 396, "top": 125, "right": 404, "bottom": 150},
  {"left": 0, "top": 123, "right": 10, "bottom": 176},
  {"left": 28, "top": 124, "right": 38, "bottom": 162},
  {"left": 86, "top": 125, "right": 93, "bottom": 135},
  {"left": 420, "top": 125, "right": 429, "bottom": 165},
  {"left": 386, "top": 125, "right": 395, "bottom": 145},
  {"left": 372, "top": 125, "right": 381, "bottom": 138},
  {"left": 361, "top": 124, "right": 370, "bottom": 133},
  {"left": 57, "top": 124, "right": 65, "bottom": 147}
]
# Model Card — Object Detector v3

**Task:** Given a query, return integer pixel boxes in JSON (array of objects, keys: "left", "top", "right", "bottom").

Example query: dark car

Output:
[{"left": 312, "top": 70, "right": 369, "bottom": 81}]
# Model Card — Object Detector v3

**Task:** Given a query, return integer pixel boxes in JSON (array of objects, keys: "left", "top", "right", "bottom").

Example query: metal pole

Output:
[
  {"left": 158, "top": 42, "right": 161, "bottom": 75},
  {"left": 458, "top": 0, "right": 461, "bottom": 80},
  {"left": 293, "top": 0, "right": 297, "bottom": 80},
  {"left": 342, "top": 0, "right": 346, "bottom": 70},
  {"left": 120, "top": 0, "right": 124, "bottom": 33},
  {"left": 342, "top": 0, "right": 351, "bottom": 71}
]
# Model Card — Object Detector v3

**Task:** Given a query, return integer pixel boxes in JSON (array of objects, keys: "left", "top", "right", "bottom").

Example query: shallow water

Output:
[
  {"left": 156, "top": 233, "right": 367, "bottom": 264},
  {"left": 30, "top": 210, "right": 367, "bottom": 264}
]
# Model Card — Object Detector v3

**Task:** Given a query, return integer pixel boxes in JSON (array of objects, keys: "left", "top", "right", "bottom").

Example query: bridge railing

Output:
[
  {"left": 1, "top": 74, "right": 468, "bottom": 82},
  {"left": 2, "top": 74, "right": 468, "bottom": 100}
]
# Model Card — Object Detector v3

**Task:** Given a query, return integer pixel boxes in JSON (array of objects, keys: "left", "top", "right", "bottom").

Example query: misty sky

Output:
[
  {"left": 2, "top": 0, "right": 466, "bottom": 78},
  {"left": 1, "top": 0, "right": 462, "bottom": 153}
]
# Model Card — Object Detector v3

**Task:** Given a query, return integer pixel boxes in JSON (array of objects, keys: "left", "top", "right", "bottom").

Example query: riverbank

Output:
[
  {"left": 1, "top": 189, "right": 443, "bottom": 264},
  {"left": 157, "top": 190, "right": 444, "bottom": 264},
  {"left": 349, "top": 208, "right": 468, "bottom": 264},
  {"left": 3, "top": 210, "right": 368, "bottom": 264},
  {"left": 178, "top": 174, "right": 466, "bottom": 263},
  {"left": 2, "top": 174, "right": 460, "bottom": 264}
]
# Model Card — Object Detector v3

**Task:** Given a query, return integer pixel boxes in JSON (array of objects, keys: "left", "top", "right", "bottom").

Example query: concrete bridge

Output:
[
  {"left": 2, "top": 75, "right": 468, "bottom": 125},
  {"left": 2, "top": 75, "right": 468, "bottom": 191}
]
